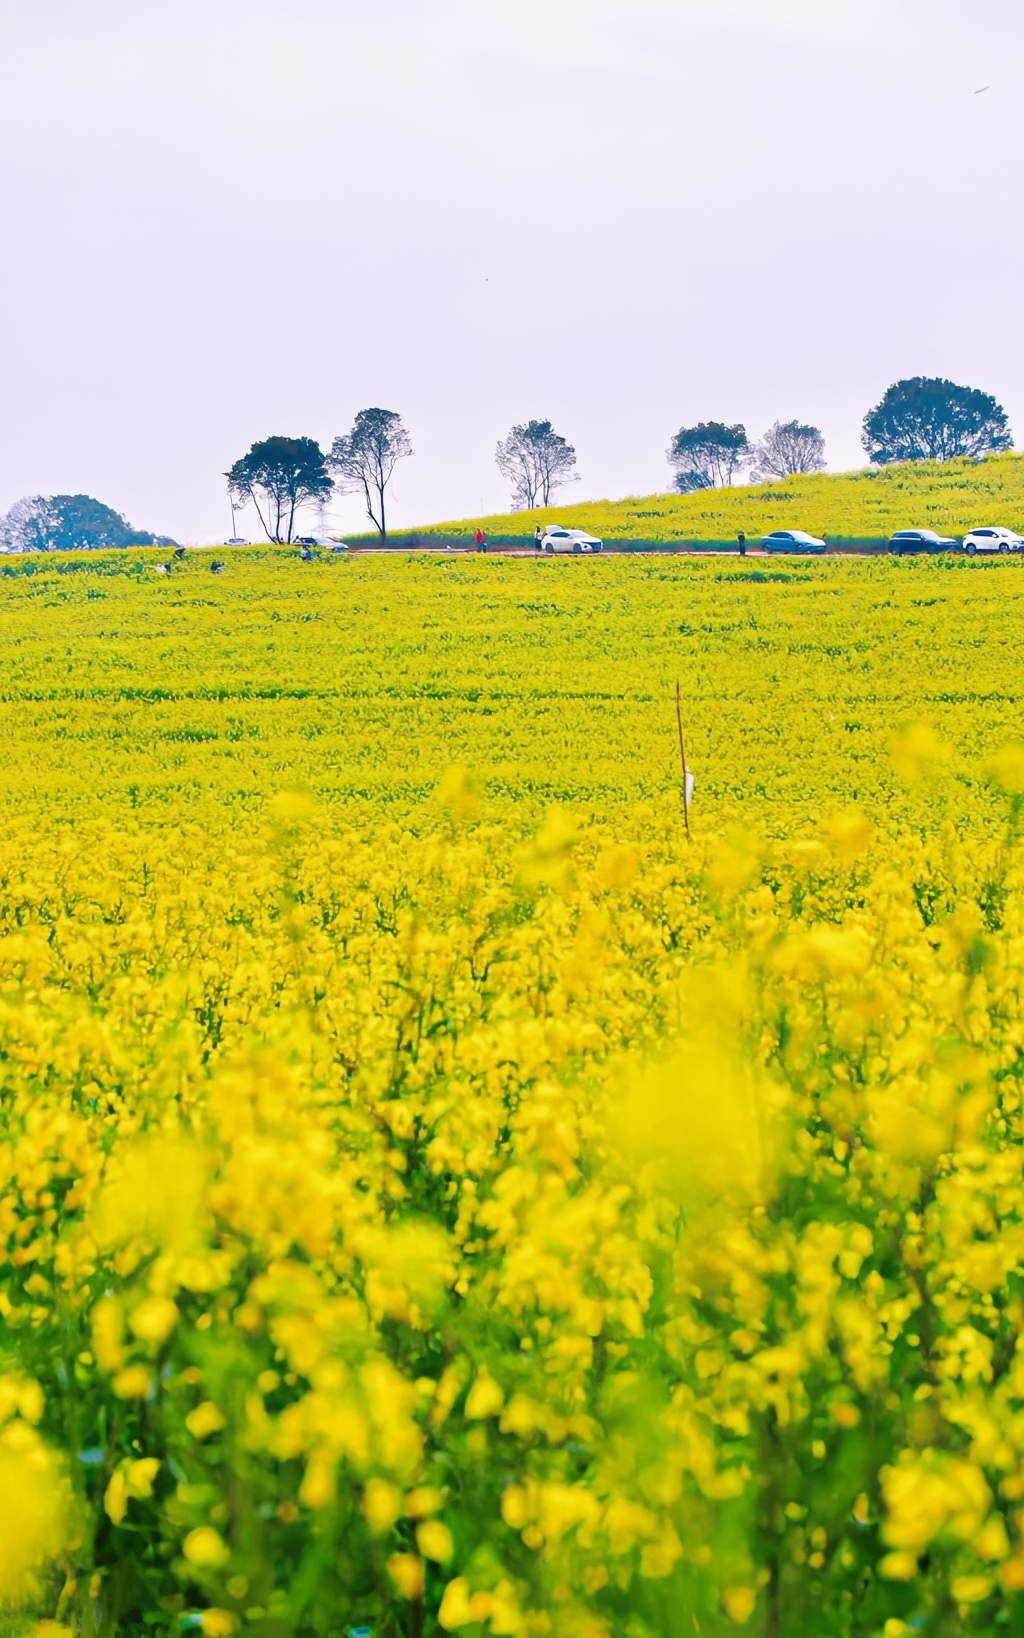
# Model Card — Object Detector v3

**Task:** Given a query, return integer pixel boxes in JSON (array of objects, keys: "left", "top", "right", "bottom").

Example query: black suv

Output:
[{"left": 888, "top": 529, "right": 958, "bottom": 555}]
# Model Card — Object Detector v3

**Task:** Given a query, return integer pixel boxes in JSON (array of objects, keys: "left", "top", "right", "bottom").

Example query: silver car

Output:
[{"left": 761, "top": 529, "right": 826, "bottom": 555}]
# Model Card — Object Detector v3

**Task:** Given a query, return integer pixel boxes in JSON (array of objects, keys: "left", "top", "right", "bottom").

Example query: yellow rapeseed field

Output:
[
  {"left": 405, "top": 451, "right": 1024, "bottom": 546},
  {"left": 3, "top": 547, "right": 1024, "bottom": 1638}
]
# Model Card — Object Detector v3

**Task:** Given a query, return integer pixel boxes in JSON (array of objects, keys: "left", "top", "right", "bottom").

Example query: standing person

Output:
[
  {"left": 534, "top": 525, "right": 543, "bottom": 551},
  {"left": 474, "top": 527, "right": 486, "bottom": 553},
  {"left": 737, "top": 530, "right": 746, "bottom": 557}
]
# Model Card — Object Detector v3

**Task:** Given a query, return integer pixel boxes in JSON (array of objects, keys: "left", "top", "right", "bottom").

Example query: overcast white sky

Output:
[{"left": 0, "top": 0, "right": 1021, "bottom": 542}]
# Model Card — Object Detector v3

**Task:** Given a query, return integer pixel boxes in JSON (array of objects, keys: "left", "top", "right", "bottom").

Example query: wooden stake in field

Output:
[{"left": 675, "top": 679, "right": 691, "bottom": 839}]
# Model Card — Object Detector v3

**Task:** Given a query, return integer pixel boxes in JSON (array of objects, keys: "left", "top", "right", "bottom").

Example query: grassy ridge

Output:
[{"left": 367, "top": 450, "right": 1024, "bottom": 546}]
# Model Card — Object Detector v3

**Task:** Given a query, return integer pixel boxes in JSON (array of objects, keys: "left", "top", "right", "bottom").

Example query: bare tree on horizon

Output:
[
  {"left": 329, "top": 408, "right": 413, "bottom": 545},
  {"left": 495, "top": 420, "right": 578, "bottom": 510},
  {"left": 749, "top": 420, "right": 826, "bottom": 480}
]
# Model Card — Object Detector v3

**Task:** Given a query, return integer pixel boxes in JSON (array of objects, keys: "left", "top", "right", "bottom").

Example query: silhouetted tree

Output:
[
  {"left": 495, "top": 420, "right": 578, "bottom": 510},
  {"left": 749, "top": 420, "right": 826, "bottom": 480},
  {"left": 0, "top": 496, "right": 53, "bottom": 552},
  {"left": 862, "top": 377, "right": 1012, "bottom": 464},
  {"left": 667, "top": 422, "right": 749, "bottom": 491},
  {"left": 225, "top": 436, "right": 332, "bottom": 544},
  {"left": 329, "top": 409, "right": 412, "bottom": 545}
]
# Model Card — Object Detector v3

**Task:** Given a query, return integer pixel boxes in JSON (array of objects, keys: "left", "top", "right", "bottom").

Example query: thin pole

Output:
[{"left": 675, "top": 680, "right": 690, "bottom": 840}]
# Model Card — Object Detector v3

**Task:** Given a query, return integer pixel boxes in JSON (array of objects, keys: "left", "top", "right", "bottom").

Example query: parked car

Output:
[
  {"left": 761, "top": 529, "right": 826, "bottom": 555},
  {"left": 889, "top": 529, "right": 957, "bottom": 555},
  {"left": 540, "top": 528, "right": 603, "bottom": 554},
  {"left": 963, "top": 526, "right": 1022, "bottom": 557}
]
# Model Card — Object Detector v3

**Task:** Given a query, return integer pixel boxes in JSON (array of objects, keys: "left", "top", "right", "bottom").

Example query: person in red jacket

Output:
[{"left": 474, "top": 528, "right": 486, "bottom": 553}]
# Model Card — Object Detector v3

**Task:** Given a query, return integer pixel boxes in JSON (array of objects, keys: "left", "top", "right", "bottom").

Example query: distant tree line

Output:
[
  {"left": 665, "top": 378, "right": 1012, "bottom": 495},
  {"left": 0, "top": 376, "right": 1013, "bottom": 553},
  {"left": 486, "top": 377, "right": 1012, "bottom": 513}
]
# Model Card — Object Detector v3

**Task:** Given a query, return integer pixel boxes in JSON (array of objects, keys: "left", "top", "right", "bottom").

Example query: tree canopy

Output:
[
  {"left": 0, "top": 494, "right": 173, "bottom": 553},
  {"left": 494, "top": 420, "right": 578, "bottom": 510},
  {"left": 749, "top": 421, "right": 826, "bottom": 480},
  {"left": 225, "top": 436, "right": 332, "bottom": 544},
  {"left": 862, "top": 377, "right": 1013, "bottom": 465},
  {"left": 667, "top": 422, "right": 749, "bottom": 491},
  {"left": 329, "top": 409, "right": 412, "bottom": 544}
]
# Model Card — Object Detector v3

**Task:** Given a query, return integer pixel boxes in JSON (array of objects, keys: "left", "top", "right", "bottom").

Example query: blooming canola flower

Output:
[{"left": 0, "top": 548, "right": 1021, "bottom": 1636}]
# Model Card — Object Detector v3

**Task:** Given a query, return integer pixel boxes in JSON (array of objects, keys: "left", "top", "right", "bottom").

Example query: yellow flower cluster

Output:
[{"left": 0, "top": 549, "right": 1024, "bottom": 1637}]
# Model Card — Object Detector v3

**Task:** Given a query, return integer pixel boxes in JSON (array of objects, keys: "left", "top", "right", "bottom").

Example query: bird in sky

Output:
[{"left": 975, "top": 85, "right": 990, "bottom": 93}]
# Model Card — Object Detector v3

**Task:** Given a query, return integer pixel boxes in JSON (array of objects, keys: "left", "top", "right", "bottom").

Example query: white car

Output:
[
  {"left": 540, "top": 527, "right": 603, "bottom": 554},
  {"left": 963, "top": 526, "right": 1022, "bottom": 557},
  {"left": 761, "top": 529, "right": 826, "bottom": 555}
]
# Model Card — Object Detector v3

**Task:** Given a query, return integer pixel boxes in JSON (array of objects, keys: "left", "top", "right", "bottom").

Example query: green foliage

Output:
[
  {"left": 667, "top": 421, "right": 749, "bottom": 492},
  {"left": 862, "top": 378, "right": 1012, "bottom": 466},
  {"left": 226, "top": 438, "right": 332, "bottom": 545},
  {"left": 0, "top": 494, "right": 172, "bottom": 552}
]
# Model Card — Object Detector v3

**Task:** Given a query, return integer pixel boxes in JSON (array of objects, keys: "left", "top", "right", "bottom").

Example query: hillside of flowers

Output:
[
  {"left": 398, "top": 450, "right": 1024, "bottom": 546},
  {"left": 3, "top": 549, "right": 1024, "bottom": 1638}
]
